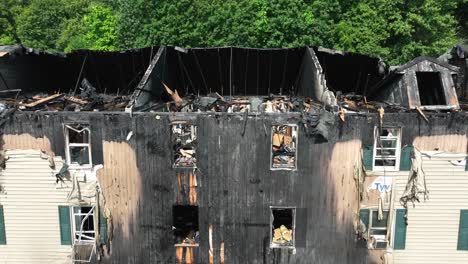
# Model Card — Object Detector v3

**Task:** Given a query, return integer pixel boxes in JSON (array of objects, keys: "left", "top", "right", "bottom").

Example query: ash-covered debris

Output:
[{"left": 0, "top": 78, "right": 131, "bottom": 112}]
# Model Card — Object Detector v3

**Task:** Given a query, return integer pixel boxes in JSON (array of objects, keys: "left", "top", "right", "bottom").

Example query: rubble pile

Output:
[
  {"left": 272, "top": 225, "right": 293, "bottom": 245},
  {"left": 0, "top": 79, "right": 131, "bottom": 112}
]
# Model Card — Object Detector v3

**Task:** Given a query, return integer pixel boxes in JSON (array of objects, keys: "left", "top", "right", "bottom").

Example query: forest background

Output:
[{"left": 1, "top": 0, "right": 467, "bottom": 64}]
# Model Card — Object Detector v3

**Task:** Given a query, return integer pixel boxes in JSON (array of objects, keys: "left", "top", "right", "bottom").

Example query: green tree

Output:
[
  {"left": 0, "top": 0, "right": 28, "bottom": 45},
  {"left": 16, "top": 0, "right": 90, "bottom": 51},
  {"left": 82, "top": 4, "right": 117, "bottom": 51},
  {"left": 335, "top": 0, "right": 459, "bottom": 64}
]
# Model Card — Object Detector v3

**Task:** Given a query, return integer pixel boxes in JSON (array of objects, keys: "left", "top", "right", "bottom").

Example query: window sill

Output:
[
  {"left": 270, "top": 167, "right": 297, "bottom": 171},
  {"left": 175, "top": 243, "right": 199, "bottom": 247},
  {"left": 73, "top": 240, "right": 95, "bottom": 245},
  {"left": 365, "top": 169, "right": 407, "bottom": 177},
  {"left": 68, "top": 164, "right": 93, "bottom": 170},
  {"left": 270, "top": 244, "right": 295, "bottom": 249}
]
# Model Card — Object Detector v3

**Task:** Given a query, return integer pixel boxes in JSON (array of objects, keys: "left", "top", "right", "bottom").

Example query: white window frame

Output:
[
  {"left": 270, "top": 206, "right": 296, "bottom": 249},
  {"left": 64, "top": 124, "right": 92, "bottom": 168},
  {"left": 373, "top": 127, "right": 401, "bottom": 171},
  {"left": 270, "top": 124, "right": 298, "bottom": 171},
  {"left": 368, "top": 209, "right": 389, "bottom": 241},
  {"left": 71, "top": 205, "right": 96, "bottom": 244}
]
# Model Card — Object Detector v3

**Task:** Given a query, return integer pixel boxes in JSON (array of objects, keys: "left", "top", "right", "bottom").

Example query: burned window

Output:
[
  {"left": 369, "top": 210, "right": 389, "bottom": 237},
  {"left": 173, "top": 205, "right": 199, "bottom": 246},
  {"left": 416, "top": 72, "right": 447, "bottom": 105},
  {"left": 172, "top": 124, "right": 197, "bottom": 168},
  {"left": 271, "top": 125, "right": 297, "bottom": 169},
  {"left": 65, "top": 124, "right": 92, "bottom": 167},
  {"left": 373, "top": 127, "right": 401, "bottom": 171},
  {"left": 271, "top": 207, "right": 295, "bottom": 248},
  {"left": 72, "top": 206, "right": 95, "bottom": 243}
]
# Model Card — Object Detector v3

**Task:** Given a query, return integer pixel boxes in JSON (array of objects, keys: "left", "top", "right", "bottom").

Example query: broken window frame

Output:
[
  {"left": 368, "top": 209, "right": 389, "bottom": 241},
  {"left": 270, "top": 124, "right": 298, "bottom": 171},
  {"left": 64, "top": 124, "right": 92, "bottom": 168},
  {"left": 372, "top": 127, "right": 401, "bottom": 171},
  {"left": 270, "top": 206, "right": 296, "bottom": 249},
  {"left": 415, "top": 71, "right": 447, "bottom": 106},
  {"left": 172, "top": 122, "right": 197, "bottom": 169},
  {"left": 71, "top": 205, "right": 96, "bottom": 244},
  {"left": 172, "top": 205, "right": 200, "bottom": 247}
]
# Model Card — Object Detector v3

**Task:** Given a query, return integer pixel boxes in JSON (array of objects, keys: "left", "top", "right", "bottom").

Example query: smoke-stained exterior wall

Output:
[{"left": 0, "top": 111, "right": 467, "bottom": 264}]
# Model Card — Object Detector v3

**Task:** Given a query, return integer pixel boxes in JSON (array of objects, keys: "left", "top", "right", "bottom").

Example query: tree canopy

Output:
[{"left": 0, "top": 0, "right": 466, "bottom": 64}]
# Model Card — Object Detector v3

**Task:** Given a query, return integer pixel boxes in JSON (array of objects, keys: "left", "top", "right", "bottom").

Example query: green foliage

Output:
[
  {"left": 16, "top": 0, "right": 90, "bottom": 51},
  {"left": 2, "top": 0, "right": 468, "bottom": 63},
  {"left": 83, "top": 4, "right": 117, "bottom": 51},
  {"left": 0, "top": 0, "right": 28, "bottom": 45}
]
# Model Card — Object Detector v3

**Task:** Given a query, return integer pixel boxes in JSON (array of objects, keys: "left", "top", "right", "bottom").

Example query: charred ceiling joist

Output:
[
  {"left": 0, "top": 44, "right": 157, "bottom": 97},
  {"left": 128, "top": 46, "right": 388, "bottom": 111}
]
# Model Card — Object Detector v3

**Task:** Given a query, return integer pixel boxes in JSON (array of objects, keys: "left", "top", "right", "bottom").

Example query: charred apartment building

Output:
[{"left": 0, "top": 45, "right": 467, "bottom": 264}]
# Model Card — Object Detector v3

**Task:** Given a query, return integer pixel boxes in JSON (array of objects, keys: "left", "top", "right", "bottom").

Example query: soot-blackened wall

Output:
[{"left": 1, "top": 111, "right": 466, "bottom": 264}]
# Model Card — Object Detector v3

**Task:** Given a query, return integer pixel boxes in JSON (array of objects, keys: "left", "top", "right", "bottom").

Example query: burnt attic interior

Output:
[
  {"left": 367, "top": 56, "right": 461, "bottom": 110},
  {"left": 4, "top": 44, "right": 463, "bottom": 115}
]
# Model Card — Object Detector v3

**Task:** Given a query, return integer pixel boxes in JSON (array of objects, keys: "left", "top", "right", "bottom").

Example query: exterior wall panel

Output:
[{"left": 392, "top": 152, "right": 468, "bottom": 264}]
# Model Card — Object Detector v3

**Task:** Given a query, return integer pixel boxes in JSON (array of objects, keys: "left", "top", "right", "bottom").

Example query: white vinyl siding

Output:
[
  {"left": 0, "top": 150, "right": 75, "bottom": 264},
  {"left": 392, "top": 152, "right": 468, "bottom": 264}
]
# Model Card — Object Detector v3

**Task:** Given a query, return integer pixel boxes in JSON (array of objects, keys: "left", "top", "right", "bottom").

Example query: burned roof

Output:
[
  {"left": 394, "top": 56, "right": 459, "bottom": 72},
  {"left": 0, "top": 44, "right": 466, "bottom": 113}
]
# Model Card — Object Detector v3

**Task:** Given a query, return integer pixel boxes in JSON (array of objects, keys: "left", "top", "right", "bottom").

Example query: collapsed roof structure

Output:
[
  {"left": 0, "top": 44, "right": 466, "bottom": 264},
  {"left": 1, "top": 44, "right": 465, "bottom": 115}
]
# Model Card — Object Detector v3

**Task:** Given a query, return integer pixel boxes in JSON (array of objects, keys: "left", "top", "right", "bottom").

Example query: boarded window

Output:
[
  {"left": 416, "top": 72, "right": 447, "bottom": 105},
  {"left": 373, "top": 127, "right": 401, "bottom": 171},
  {"left": 65, "top": 124, "right": 92, "bottom": 167},
  {"left": 173, "top": 205, "right": 199, "bottom": 246},
  {"left": 271, "top": 125, "right": 297, "bottom": 169},
  {"left": 172, "top": 124, "right": 197, "bottom": 168},
  {"left": 271, "top": 207, "right": 295, "bottom": 248}
]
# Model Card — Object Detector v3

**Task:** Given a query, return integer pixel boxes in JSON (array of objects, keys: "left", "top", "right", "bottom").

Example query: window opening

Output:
[
  {"left": 369, "top": 210, "right": 389, "bottom": 237},
  {"left": 271, "top": 125, "right": 297, "bottom": 169},
  {"left": 173, "top": 205, "right": 199, "bottom": 246},
  {"left": 368, "top": 209, "right": 389, "bottom": 249},
  {"left": 172, "top": 124, "right": 197, "bottom": 168},
  {"left": 271, "top": 207, "right": 295, "bottom": 248},
  {"left": 416, "top": 72, "right": 446, "bottom": 105},
  {"left": 65, "top": 124, "right": 92, "bottom": 167},
  {"left": 72, "top": 206, "right": 96, "bottom": 244},
  {"left": 373, "top": 127, "right": 401, "bottom": 171}
]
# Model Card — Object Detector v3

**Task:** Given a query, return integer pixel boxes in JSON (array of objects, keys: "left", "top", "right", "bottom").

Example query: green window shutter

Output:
[
  {"left": 58, "top": 206, "right": 72, "bottom": 245},
  {"left": 99, "top": 208, "right": 107, "bottom": 245},
  {"left": 0, "top": 205, "right": 6, "bottom": 245},
  {"left": 399, "top": 145, "right": 413, "bottom": 171},
  {"left": 362, "top": 145, "right": 373, "bottom": 171},
  {"left": 394, "top": 209, "right": 407, "bottom": 250},
  {"left": 457, "top": 210, "right": 468, "bottom": 250},
  {"left": 359, "top": 209, "right": 370, "bottom": 232}
]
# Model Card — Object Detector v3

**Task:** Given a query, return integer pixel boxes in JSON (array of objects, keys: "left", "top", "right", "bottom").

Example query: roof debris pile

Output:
[
  {"left": 1, "top": 78, "right": 131, "bottom": 112},
  {"left": 272, "top": 125, "right": 297, "bottom": 168},
  {"left": 0, "top": 45, "right": 466, "bottom": 113}
]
